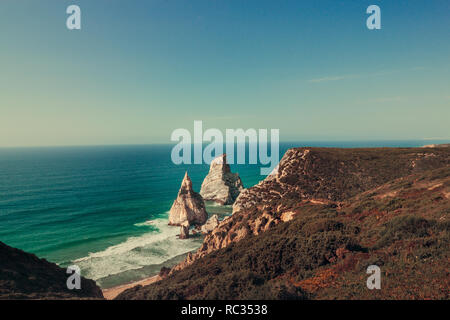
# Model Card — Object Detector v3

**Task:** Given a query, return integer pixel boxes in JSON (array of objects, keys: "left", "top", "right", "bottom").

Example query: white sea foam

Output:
[
  {"left": 74, "top": 218, "right": 201, "bottom": 281},
  {"left": 205, "top": 201, "right": 232, "bottom": 208},
  {"left": 133, "top": 220, "right": 157, "bottom": 227}
]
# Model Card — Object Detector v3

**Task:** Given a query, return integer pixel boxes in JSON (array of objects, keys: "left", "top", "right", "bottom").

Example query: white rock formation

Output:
[
  {"left": 169, "top": 172, "right": 208, "bottom": 226},
  {"left": 200, "top": 214, "right": 219, "bottom": 234},
  {"left": 200, "top": 154, "right": 244, "bottom": 205},
  {"left": 179, "top": 221, "right": 190, "bottom": 239}
]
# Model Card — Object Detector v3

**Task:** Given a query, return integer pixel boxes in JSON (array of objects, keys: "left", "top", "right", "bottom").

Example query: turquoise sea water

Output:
[{"left": 0, "top": 141, "right": 446, "bottom": 287}]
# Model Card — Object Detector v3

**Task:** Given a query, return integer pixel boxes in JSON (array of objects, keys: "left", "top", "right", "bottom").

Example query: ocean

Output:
[{"left": 0, "top": 141, "right": 445, "bottom": 288}]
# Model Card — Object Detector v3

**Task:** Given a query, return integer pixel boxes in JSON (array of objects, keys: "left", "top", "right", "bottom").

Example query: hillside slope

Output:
[
  {"left": 172, "top": 147, "right": 450, "bottom": 271},
  {"left": 0, "top": 242, "right": 104, "bottom": 299},
  {"left": 117, "top": 147, "right": 450, "bottom": 300},
  {"left": 117, "top": 165, "right": 449, "bottom": 300}
]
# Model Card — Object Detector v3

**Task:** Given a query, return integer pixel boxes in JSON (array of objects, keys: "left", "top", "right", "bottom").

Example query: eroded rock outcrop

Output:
[
  {"left": 171, "top": 147, "right": 450, "bottom": 272},
  {"left": 169, "top": 172, "right": 208, "bottom": 226},
  {"left": 200, "top": 214, "right": 219, "bottom": 234},
  {"left": 422, "top": 143, "right": 450, "bottom": 148},
  {"left": 200, "top": 154, "right": 244, "bottom": 205},
  {"left": 232, "top": 147, "right": 450, "bottom": 214},
  {"left": 179, "top": 221, "right": 190, "bottom": 239}
]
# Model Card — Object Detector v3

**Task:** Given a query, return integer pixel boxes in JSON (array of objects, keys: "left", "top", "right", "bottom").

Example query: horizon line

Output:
[{"left": 1, "top": 139, "right": 448, "bottom": 149}]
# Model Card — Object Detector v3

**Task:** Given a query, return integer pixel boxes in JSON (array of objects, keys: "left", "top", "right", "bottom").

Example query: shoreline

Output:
[{"left": 102, "top": 274, "right": 162, "bottom": 300}]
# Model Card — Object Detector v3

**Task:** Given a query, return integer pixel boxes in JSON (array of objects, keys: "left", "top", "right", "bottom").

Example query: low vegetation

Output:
[{"left": 118, "top": 165, "right": 449, "bottom": 300}]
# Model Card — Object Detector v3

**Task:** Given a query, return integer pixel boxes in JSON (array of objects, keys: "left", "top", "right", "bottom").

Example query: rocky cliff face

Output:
[
  {"left": 233, "top": 147, "right": 450, "bottom": 214},
  {"left": 200, "top": 154, "right": 244, "bottom": 205},
  {"left": 169, "top": 172, "right": 208, "bottom": 226},
  {"left": 171, "top": 147, "right": 450, "bottom": 272},
  {"left": 0, "top": 242, "right": 103, "bottom": 300},
  {"left": 200, "top": 214, "right": 219, "bottom": 234},
  {"left": 117, "top": 165, "right": 450, "bottom": 300}
]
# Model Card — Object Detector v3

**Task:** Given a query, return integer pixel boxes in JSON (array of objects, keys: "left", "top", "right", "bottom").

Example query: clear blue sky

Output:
[{"left": 0, "top": 0, "right": 449, "bottom": 146}]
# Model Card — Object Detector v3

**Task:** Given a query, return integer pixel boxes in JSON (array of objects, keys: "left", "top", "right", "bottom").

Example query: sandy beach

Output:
[{"left": 102, "top": 275, "right": 162, "bottom": 300}]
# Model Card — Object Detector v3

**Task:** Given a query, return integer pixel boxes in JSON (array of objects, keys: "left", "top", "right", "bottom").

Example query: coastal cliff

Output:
[
  {"left": 117, "top": 146, "right": 450, "bottom": 299},
  {"left": 172, "top": 147, "right": 450, "bottom": 270},
  {"left": 0, "top": 242, "right": 103, "bottom": 300}
]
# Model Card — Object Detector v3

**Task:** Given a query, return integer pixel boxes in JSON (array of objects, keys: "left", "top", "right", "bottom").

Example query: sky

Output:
[{"left": 0, "top": 0, "right": 449, "bottom": 147}]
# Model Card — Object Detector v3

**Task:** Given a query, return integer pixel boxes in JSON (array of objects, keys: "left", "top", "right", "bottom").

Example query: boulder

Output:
[
  {"left": 169, "top": 172, "right": 208, "bottom": 226},
  {"left": 179, "top": 221, "right": 190, "bottom": 239},
  {"left": 200, "top": 154, "right": 244, "bottom": 205},
  {"left": 200, "top": 214, "right": 220, "bottom": 234}
]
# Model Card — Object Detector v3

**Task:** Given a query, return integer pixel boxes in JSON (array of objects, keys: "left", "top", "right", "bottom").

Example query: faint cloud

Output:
[
  {"left": 353, "top": 96, "right": 407, "bottom": 105},
  {"left": 308, "top": 69, "right": 401, "bottom": 84}
]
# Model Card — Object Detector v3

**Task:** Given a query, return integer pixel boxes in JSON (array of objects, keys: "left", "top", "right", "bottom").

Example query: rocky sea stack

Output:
[
  {"left": 179, "top": 221, "right": 190, "bottom": 239},
  {"left": 200, "top": 154, "right": 244, "bottom": 205},
  {"left": 168, "top": 172, "right": 208, "bottom": 226}
]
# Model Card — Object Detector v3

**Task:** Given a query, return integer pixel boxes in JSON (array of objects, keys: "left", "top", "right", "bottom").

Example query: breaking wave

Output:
[{"left": 74, "top": 218, "right": 202, "bottom": 281}]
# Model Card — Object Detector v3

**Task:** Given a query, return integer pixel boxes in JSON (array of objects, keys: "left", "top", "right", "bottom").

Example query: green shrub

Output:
[{"left": 376, "top": 216, "right": 435, "bottom": 248}]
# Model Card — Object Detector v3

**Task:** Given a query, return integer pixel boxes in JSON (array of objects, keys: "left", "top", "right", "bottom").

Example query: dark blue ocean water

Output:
[{"left": 0, "top": 141, "right": 443, "bottom": 287}]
